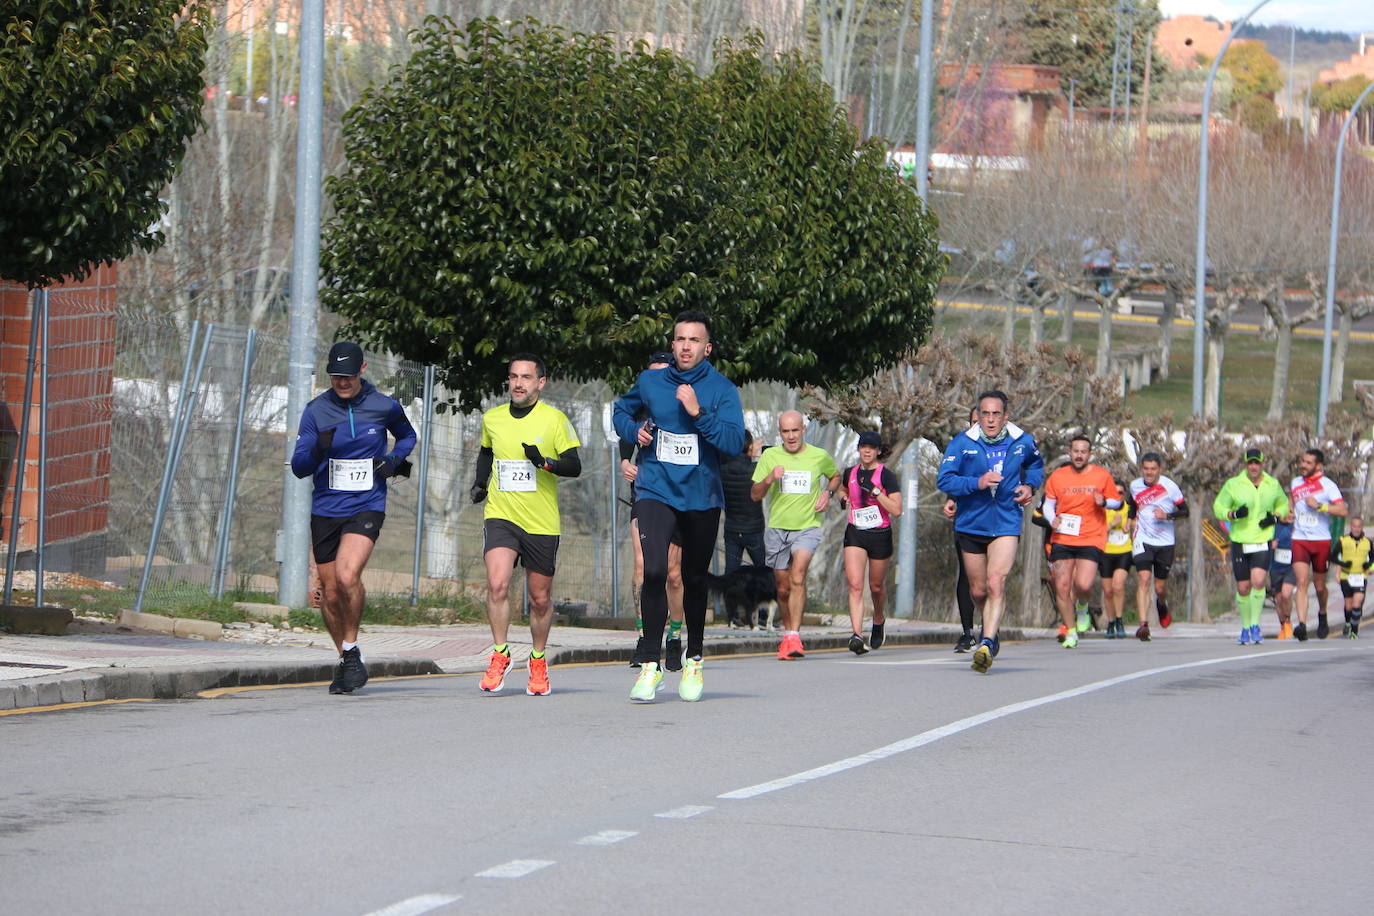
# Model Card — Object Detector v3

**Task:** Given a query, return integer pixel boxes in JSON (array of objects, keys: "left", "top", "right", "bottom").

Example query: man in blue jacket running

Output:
[
  {"left": 613, "top": 310, "right": 745, "bottom": 703},
  {"left": 937, "top": 389, "right": 1043, "bottom": 673},
  {"left": 291, "top": 342, "right": 417, "bottom": 694}
]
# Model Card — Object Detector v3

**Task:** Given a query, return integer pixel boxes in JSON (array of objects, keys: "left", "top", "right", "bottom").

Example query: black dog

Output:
[{"left": 706, "top": 565, "right": 778, "bottom": 630}]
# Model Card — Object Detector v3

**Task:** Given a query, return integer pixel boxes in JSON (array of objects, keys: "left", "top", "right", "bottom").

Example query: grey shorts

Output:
[{"left": 764, "top": 526, "right": 823, "bottom": 570}]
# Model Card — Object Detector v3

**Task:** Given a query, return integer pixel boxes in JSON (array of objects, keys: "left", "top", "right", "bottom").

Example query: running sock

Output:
[
  {"left": 1236, "top": 591, "right": 1248, "bottom": 625},
  {"left": 529, "top": 649, "right": 544, "bottom": 659},
  {"left": 667, "top": 620, "right": 683, "bottom": 638},
  {"left": 1345, "top": 609, "right": 1352, "bottom": 624},
  {"left": 1156, "top": 596, "right": 1169, "bottom": 616},
  {"left": 342, "top": 640, "right": 357, "bottom": 652},
  {"left": 493, "top": 643, "right": 509, "bottom": 655},
  {"left": 1253, "top": 590, "right": 1266, "bottom": 627}
]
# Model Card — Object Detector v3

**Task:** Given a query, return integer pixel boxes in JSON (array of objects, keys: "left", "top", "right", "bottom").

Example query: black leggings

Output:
[
  {"left": 634, "top": 499, "right": 720, "bottom": 664},
  {"left": 955, "top": 541, "right": 975, "bottom": 632}
]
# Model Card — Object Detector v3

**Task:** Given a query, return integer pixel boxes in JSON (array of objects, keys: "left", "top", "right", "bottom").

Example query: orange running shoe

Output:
[
  {"left": 480, "top": 648, "right": 512, "bottom": 693},
  {"left": 526, "top": 655, "right": 551, "bottom": 696},
  {"left": 1277, "top": 622, "right": 1293, "bottom": 640},
  {"left": 777, "top": 634, "right": 794, "bottom": 660},
  {"left": 788, "top": 634, "right": 806, "bottom": 658}
]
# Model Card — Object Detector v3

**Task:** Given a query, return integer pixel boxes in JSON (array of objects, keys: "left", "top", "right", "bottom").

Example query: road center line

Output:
[
  {"left": 475, "top": 859, "right": 555, "bottom": 878},
  {"left": 575, "top": 829, "right": 639, "bottom": 846},
  {"left": 363, "top": 894, "right": 461, "bottom": 916},
  {"left": 720, "top": 649, "right": 1317, "bottom": 800},
  {"left": 655, "top": 805, "right": 714, "bottom": 819}
]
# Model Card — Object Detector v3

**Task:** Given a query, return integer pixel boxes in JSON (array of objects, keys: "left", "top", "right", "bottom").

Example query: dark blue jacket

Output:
[
  {"left": 291, "top": 379, "right": 417, "bottom": 516},
  {"left": 612, "top": 360, "right": 744, "bottom": 512},
  {"left": 937, "top": 422, "right": 1044, "bottom": 538}
]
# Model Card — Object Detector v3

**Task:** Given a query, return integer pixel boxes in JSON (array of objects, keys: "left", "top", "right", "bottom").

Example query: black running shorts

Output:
[
  {"left": 843, "top": 525, "right": 894, "bottom": 560},
  {"left": 1134, "top": 543, "right": 1175, "bottom": 580},
  {"left": 1098, "top": 551, "right": 1133, "bottom": 578},
  {"left": 1049, "top": 543, "right": 1103, "bottom": 564},
  {"left": 483, "top": 518, "right": 559, "bottom": 577},
  {"left": 1229, "top": 542, "right": 1271, "bottom": 582},
  {"left": 311, "top": 511, "right": 385, "bottom": 564}
]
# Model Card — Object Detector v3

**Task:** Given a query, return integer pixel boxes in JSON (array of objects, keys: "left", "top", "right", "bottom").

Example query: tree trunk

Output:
[
  {"left": 1266, "top": 321, "right": 1292, "bottom": 421},
  {"left": 1017, "top": 510, "right": 1043, "bottom": 627},
  {"left": 1057, "top": 293, "right": 1073, "bottom": 342},
  {"left": 1003, "top": 296, "right": 1016, "bottom": 346},
  {"left": 1028, "top": 301, "right": 1044, "bottom": 346},
  {"left": 1331, "top": 305, "right": 1354, "bottom": 405},
  {"left": 1189, "top": 504, "right": 1208, "bottom": 622},
  {"left": 1095, "top": 301, "right": 1113, "bottom": 376},
  {"left": 1204, "top": 333, "right": 1225, "bottom": 420},
  {"left": 1157, "top": 287, "right": 1177, "bottom": 380}
]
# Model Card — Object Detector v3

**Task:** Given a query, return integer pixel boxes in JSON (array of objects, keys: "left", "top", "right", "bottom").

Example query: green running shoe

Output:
[
  {"left": 1075, "top": 609, "right": 1091, "bottom": 633},
  {"left": 1063, "top": 630, "right": 1079, "bottom": 648},
  {"left": 630, "top": 662, "right": 664, "bottom": 702},
  {"left": 678, "top": 657, "right": 704, "bottom": 702}
]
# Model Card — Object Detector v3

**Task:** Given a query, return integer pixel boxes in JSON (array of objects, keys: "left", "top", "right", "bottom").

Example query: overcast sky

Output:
[{"left": 1160, "top": 1, "right": 1374, "bottom": 36}]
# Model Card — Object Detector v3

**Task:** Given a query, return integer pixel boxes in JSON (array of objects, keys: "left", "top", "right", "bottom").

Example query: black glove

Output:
[
  {"left": 318, "top": 428, "right": 335, "bottom": 451},
  {"left": 393, "top": 459, "right": 413, "bottom": 479},
  {"left": 373, "top": 457, "right": 394, "bottom": 480},
  {"left": 857, "top": 469, "right": 875, "bottom": 495},
  {"left": 523, "top": 442, "right": 550, "bottom": 470},
  {"left": 469, "top": 484, "right": 488, "bottom": 504},
  {"left": 1258, "top": 513, "right": 1278, "bottom": 529},
  {"left": 1231, "top": 505, "right": 1249, "bottom": 520}
]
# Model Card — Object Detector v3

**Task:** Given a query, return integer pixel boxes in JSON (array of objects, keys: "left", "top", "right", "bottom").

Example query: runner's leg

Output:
[
  {"left": 844, "top": 546, "right": 869, "bottom": 634},
  {"left": 676, "top": 508, "right": 721, "bottom": 659},
  {"left": 526, "top": 570, "right": 554, "bottom": 653},
  {"left": 484, "top": 546, "right": 520, "bottom": 648},
  {"left": 633, "top": 500, "right": 677, "bottom": 665},
  {"left": 982, "top": 536, "right": 1019, "bottom": 639}
]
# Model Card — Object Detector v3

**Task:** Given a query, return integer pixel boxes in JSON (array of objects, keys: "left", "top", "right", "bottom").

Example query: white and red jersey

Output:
[
  {"left": 1290, "top": 473, "right": 1343, "bottom": 541},
  {"left": 1129, "top": 475, "right": 1186, "bottom": 546}
]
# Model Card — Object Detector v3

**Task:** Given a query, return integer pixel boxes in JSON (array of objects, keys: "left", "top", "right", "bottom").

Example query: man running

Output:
[
  {"left": 1127, "top": 452, "right": 1189, "bottom": 642},
  {"left": 1331, "top": 515, "right": 1371, "bottom": 638},
  {"left": 937, "top": 390, "right": 1043, "bottom": 673},
  {"left": 291, "top": 342, "right": 416, "bottom": 694},
  {"left": 752, "top": 410, "right": 839, "bottom": 657},
  {"left": 1289, "top": 448, "right": 1347, "bottom": 640},
  {"left": 1213, "top": 447, "right": 1289, "bottom": 645},
  {"left": 1043, "top": 436, "right": 1121, "bottom": 649},
  {"left": 613, "top": 310, "right": 745, "bottom": 702},
  {"left": 470, "top": 354, "right": 582, "bottom": 695}
]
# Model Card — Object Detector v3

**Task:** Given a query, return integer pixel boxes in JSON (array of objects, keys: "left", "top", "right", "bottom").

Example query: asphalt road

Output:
[{"left": 4, "top": 638, "right": 1372, "bottom": 915}]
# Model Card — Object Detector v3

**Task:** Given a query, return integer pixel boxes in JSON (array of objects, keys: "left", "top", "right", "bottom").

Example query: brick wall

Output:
[{"left": 0, "top": 265, "right": 116, "bottom": 554}]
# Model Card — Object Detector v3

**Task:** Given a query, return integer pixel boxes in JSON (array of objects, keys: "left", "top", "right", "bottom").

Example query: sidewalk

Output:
[{"left": 0, "top": 615, "right": 1226, "bottom": 712}]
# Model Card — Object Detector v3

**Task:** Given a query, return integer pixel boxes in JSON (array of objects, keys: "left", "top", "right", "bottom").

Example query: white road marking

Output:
[
  {"left": 575, "top": 829, "right": 639, "bottom": 846},
  {"left": 364, "top": 894, "right": 461, "bottom": 916},
  {"left": 475, "top": 859, "right": 555, "bottom": 878},
  {"left": 720, "top": 649, "right": 1317, "bottom": 800},
  {"left": 655, "top": 805, "right": 713, "bottom": 819}
]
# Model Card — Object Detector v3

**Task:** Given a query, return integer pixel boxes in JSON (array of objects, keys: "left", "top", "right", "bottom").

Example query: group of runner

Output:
[{"left": 291, "top": 321, "right": 1372, "bottom": 697}]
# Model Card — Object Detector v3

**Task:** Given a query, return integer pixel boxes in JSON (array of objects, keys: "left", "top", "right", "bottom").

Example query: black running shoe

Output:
[
  {"left": 1294, "top": 622, "right": 1308, "bottom": 642},
  {"left": 1157, "top": 599, "right": 1172, "bottom": 629},
  {"left": 870, "top": 622, "right": 885, "bottom": 650},
  {"left": 664, "top": 636, "right": 683, "bottom": 672},
  {"left": 1317, "top": 616, "right": 1330, "bottom": 640},
  {"left": 339, "top": 646, "right": 368, "bottom": 692},
  {"left": 954, "top": 631, "right": 976, "bottom": 653},
  {"left": 848, "top": 633, "right": 869, "bottom": 655},
  {"left": 328, "top": 659, "right": 347, "bottom": 695}
]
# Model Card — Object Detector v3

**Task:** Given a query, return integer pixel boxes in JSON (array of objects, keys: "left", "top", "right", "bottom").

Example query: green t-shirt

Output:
[
  {"left": 752, "top": 443, "right": 838, "bottom": 531},
  {"left": 1212, "top": 471, "right": 1289, "bottom": 545}
]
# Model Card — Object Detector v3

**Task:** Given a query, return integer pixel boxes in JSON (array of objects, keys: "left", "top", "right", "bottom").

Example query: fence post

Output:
[
  {"left": 135, "top": 324, "right": 214, "bottom": 613},
  {"left": 35, "top": 290, "right": 49, "bottom": 607},
  {"left": 212, "top": 328, "right": 258, "bottom": 599},
  {"left": 3, "top": 288, "right": 41, "bottom": 605},
  {"left": 411, "top": 364, "right": 435, "bottom": 606}
]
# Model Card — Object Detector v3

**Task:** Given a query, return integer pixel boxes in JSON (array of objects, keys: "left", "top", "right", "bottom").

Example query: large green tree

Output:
[
  {"left": 1020, "top": 0, "right": 1164, "bottom": 109},
  {"left": 0, "top": 0, "right": 209, "bottom": 287},
  {"left": 322, "top": 17, "right": 943, "bottom": 409}
]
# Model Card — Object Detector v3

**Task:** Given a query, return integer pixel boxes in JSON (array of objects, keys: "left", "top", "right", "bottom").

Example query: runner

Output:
[
  {"left": 937, "top": 390, "right": 1044, "bottom": 673},
  {"left": 470, "top": 354, "right": 582, "bottom": 695},
  {"left": 837, "top": 430, "right": 902, "bottom": 654},
  {"left": 1213, "top": 447, "right": 1289, "bottom": 645},
  {"left": 1099, "top": 485, "right": 1133, "bottom": 638},
  {"left": 1127, "top": 453, "right": 1189, "bottom": 642},
  {"left": 1268, "top": 514, "right": 1297, "bottom": 639},
  {"left": 1331, "top": 515, "right": 1372, "bottom": 638},
  {"left": 619, "top": 352, "right": 685, "bottom": 670},
  {"left": 290, "top": 342, "right": 416, "bottom": 694},
  {"left": 1042, "top": 436, "right": 1121, "bottom": 649},
  {"left": 1289, "top": 448, "right": 1347, "bottom": 640},
  {"left": 751, "top": 411, "right": 840, "bottom": 656},
  {"left": 613, "top": 310, "right": 745, "bottom": 702}
]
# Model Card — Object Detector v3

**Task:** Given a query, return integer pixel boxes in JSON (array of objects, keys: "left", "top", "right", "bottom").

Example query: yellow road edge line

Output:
[{"left": 0, "top": 697, "right": 159, "bottom": 717}]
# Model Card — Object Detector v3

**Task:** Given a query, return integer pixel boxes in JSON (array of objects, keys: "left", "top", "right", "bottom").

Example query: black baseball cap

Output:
[
  {"left": 858, "top": 430, "right": 883, "bottom": 449},
  {"left": 327, "top": 341, "right": 364, "bottom": 376},
  {"left": 1243, "top": 447, "right": 1264, "bottom": 463},
  {"left": 649, "top": 351, "right": 673, "bottom": 366}
]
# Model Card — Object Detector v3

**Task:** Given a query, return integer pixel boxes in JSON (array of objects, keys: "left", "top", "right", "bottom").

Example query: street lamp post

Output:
[
  {"left": 1316, "top": 79, "right": 1374, "bottom": 436},
  {"left": 1192, "top": 0, "right": 1272, "bottom": 418}
]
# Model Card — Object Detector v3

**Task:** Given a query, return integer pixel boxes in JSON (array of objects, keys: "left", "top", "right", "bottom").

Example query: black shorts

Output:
[
  {"left": 1049, "top": 543, "right": 1103, "bottom": 564},
  {"left": 483, "top": 518, "right": 559, "bottom": 577},
  {"left": 1269, "top": 565, "right": 1296, "bottom": 591},
  {"left": 311, "top": 511, "right": 385, "bottom": 565},
  {"left": 1340, "top": 579, "right": 1367, "bottom": 598},
  {"left": 1229, "top": 542, "right": 1271, "bottom": 582},
  {"left": 1098, "top": 551, "right": 1133, "bottom": 577},
  {"left": 1134, "top": 543, "right": 1175, "bottom": 580},
  {"left": 844, "top": 525, "right": 894, "bottom": 560},
  {"left": 956, "top": 531, "right": 1002, "bottom": 555}
]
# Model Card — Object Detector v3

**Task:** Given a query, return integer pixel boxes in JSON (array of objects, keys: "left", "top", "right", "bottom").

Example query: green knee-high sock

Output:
[
  {"left": 1250, "top": 590, "right": 1265, "bottom": 628},
  {"left": 1236, "top": 591, "right": 1250, "bottom": 626}
]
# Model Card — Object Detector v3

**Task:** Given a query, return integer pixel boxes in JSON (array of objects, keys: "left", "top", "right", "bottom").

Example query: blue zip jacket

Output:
[
  {"left": 291, "top": 379, "right": 417, "bottom": 517},
  {"left": 612, "top": 359, "right": 745, "bottom": 512},
  {"left": 937, "top": 422, "right": 1044, "bottom": 538}
]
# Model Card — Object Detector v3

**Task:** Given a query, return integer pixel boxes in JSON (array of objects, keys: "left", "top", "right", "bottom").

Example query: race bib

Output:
[
  {"left": 1273, "top": 548, "right": 1292, "bottom": 564},
  {"left": 852, "top": 505, "right": 883, "bottom": 529},
  {"left": 1350, "top": 574, "right": 1366, "bottom": 588},
  {"left": 1057, "top": 513, "right": 1082, "bottom": 537},
  {"left": 780, "top": 469, "right": 812, "bottom": 495},
  {"left": 1242, "top": 541, "right": 1266, "bottom": 554},
  {"left": 328, "top": 458, "right": 373, "bottom": 492},
  {"left": 1132, "top": 540, "right": 1145, "bottom": 557},
  {"left": 496, "top": 459, "right": 537, "bottom": 492},
  {"left": 1108, "top": 529, "right": 1130, "bottom": 547},
  {"left": 656, "top": 430, "right": 699, "bottom": 466}
]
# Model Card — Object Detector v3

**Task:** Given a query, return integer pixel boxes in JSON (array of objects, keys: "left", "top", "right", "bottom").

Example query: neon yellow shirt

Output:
[
  {"left": 752, "top": 443, "right": 838, "bottom": 531},
  {"left": 480, "top": 401, "right": 580, "bottom": 536}
]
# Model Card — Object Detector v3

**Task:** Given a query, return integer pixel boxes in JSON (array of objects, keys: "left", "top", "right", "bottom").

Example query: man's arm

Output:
[
  {"left": 470, "top": 446, "right": 494, "bottom": 502},
  {"left": 612, "top": 378, "right": 646, "bottom": 444},
  {"left": 290, "top": 407, "right": 324, "bottom": 479}
]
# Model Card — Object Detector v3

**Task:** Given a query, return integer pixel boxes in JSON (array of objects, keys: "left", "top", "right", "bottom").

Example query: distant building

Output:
[
  {"left": 1319, "top": 34, "right": 1374, "bottom": 83},
  {"left": 1155, "top": 15, "right": 1232, "bottom": 71}
]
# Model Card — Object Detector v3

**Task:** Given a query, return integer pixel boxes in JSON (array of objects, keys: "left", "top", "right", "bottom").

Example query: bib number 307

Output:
[{"left": 657, "top": 431, "right": 700, "bottom": 466}]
